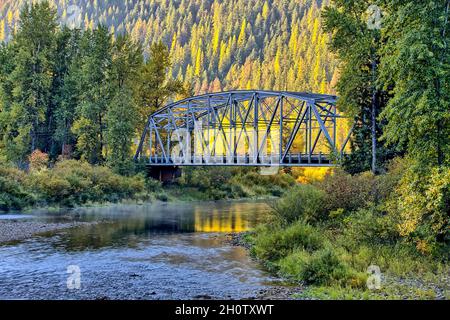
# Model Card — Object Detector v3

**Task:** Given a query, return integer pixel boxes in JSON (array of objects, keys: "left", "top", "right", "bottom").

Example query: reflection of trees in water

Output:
[
  {"left": 194, "top": 202, "right": 265, "bottom": 233},
  {"left": 53, "top": 202, "right": 268, "bottom": 250},
  {"left": 61, "top": 216, "right": 196, "bottom": 250}
]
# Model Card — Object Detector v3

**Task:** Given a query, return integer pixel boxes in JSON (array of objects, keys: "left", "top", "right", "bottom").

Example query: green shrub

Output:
[
  {"left": 145, "top": 177, "right": 162, "bottom": 192},
  {"left": 268, "top": 185, "right": 284, "bottom": 197},
  {"left": 251, "top": 221, "right": 323, "bottom": 261},
  {"left": 25, "top": 160, "right": 145, "bottom": 206},
  {"left": 277, "top": 249, "right": 311, "bottom": 277},
  {"left": 386, "top": 163, "right": 450, "bottom": 253},
  {"left": 271, "top": 184, "right": 326, "bottom": 224},
  {"left": 299, "top": 247, "right": 349, "bottom": 285},
  {"left": 155, "top": 192, "right": 169, "bottom": 202},
  {"left": 234, "top": 171, "right": 295, "bottom": 190},
  {"left": 229, "top": 183, "right": 248, "bottom": 198},
  {"left": 375, "top": 157, "right": 409, "bottom": 203},
  {"left": 178, "top": 167, "right": 234, "bottom": 191},
  {"left": 278, "top": 247, "right": 363, "bottom": 287},
  {"left": 0, "top": 166, "right": 35, "bottom": 210},
  {"left": 341, "top": 207, "right": 399, "bottom": 247},
  {"left": 316, "top": 169, "right": 376, "bottom": 213}
]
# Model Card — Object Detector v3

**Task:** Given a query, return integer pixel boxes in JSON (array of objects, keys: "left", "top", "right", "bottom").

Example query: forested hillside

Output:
[{"left": 0, "top": 0, "right": 337, "bottom": 94}]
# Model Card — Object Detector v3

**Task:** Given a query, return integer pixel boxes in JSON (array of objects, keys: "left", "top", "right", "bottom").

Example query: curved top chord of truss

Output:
[
  {"left": 135, "top": 90, "right": 351, "bottom": 167},
  {"left": 151, "top": 90, "right": 337, "bottom": 115}
]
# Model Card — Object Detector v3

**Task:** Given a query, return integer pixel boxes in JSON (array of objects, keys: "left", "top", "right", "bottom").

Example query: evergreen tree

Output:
[
  {"left": 3, "top": 2, "right": 58, "bottom": 164},
  {"left": 0, "top": 42, "right": 15, "bottom": 159},
  {"left": 136, "top": 41, "right": 184, "bottom": 134},
  {"left": 379, "top": 0, "right": 450, "bottom": 167},
  {"left": 322, "top": 0, "right": 396, "bottom": 174},
  {"left": 53, "top": 28, "right": 83, "bottom": 158}
]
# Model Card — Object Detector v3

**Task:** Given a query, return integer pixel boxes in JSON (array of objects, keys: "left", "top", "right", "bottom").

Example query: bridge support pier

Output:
[{"left": 148, "top": 166, "right": 182, "bottom": 183}]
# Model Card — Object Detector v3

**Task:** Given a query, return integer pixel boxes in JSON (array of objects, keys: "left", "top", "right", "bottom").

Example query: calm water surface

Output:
[{"left": 0, "top": 200, "right": 279, "bottom": 300}]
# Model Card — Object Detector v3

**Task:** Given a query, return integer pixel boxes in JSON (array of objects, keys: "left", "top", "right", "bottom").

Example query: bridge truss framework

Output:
[{"left": 135, "top": 90, "right": 351, "bottom": 167}]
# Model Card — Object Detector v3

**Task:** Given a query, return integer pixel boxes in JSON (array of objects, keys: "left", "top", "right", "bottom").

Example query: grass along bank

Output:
[
  {"left": 244, "top": 158, "right": 449, "bottom": 300},
  {"left": 0, "top": 159, "right": 296, "bottom": 212}
]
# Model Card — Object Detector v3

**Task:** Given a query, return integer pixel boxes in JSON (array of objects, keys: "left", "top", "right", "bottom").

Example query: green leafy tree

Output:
[
  {"left": 2, "top": 2, "right": 58, "bottom": 165},
  {"left": 51, "top": 27, "right": 82, "bottom": 159},
  {"left": 0, "top": 42, "right": 16, "bottom": 161},
  {"left": 72, "top": 25, "right": 112, "bottom": 164},
  {"left": 322, "top": 0, "right": 396, "bottom": 174},
  {"left": 379, "top": 0, "right": 450, "bottom": 167},
  {"left": 106, "top": 35, "right": 143, "bottom": 174},
  {"left": 53, "top": 28, "right": 83, "bottom": 158}
]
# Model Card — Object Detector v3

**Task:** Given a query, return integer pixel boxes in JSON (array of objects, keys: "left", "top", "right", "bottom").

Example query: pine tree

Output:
[
  {"left": 262, "top": 1, "right": 270, "bottom": 20},
  {"left": 49, "top": 27, "right": 81, "bottom": 159},
  {"left": 5, "top": 2, "right": 58, "bottom": 164},
  {"left": 136, "top": 41, "right": 184, "bottom": 134},
  {"left": 379, "top": 0, "right": 450, "bottom": 167},
  {"left": 237, "top": 18, "right": 246, "bottom": 47}
]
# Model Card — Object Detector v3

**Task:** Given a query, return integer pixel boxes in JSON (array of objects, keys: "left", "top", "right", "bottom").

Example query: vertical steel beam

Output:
[
  {"left": 149, "top": 125, "right": 153, "bottom": 164},
  {"left": 308, "top": 103, "right": 312, "bottom": 163},
  {"left": 333, "top": 103, "right": 337, "bottom": 149},
  {"left": 257, "top": 96, "right": 281, "bottom": 158},
  {"left": 152, "top": 118, "right": 167, "bottom": 161},
  {"left": 279, "top": 95, "right": 283, "bottom": 163},
  {"left": 253, "top": 94, "right": 259, "bottom": 163}
]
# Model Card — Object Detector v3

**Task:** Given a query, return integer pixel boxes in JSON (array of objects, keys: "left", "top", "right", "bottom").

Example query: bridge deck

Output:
[{"left": 146, "top": 153, "right": 335, "bottom": 167}]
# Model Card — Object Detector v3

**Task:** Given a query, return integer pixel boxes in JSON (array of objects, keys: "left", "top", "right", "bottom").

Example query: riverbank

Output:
[
  {"left": 230, "top": 165, "right": 450, "bottom": 300},
  {"left": 225, "top": 232, "right": 306, "bottom": 300},
  {"left": 227, "top": 232, "right": 449, "bottom": 300},
  {"left": 1, "top": 160, "right": 293, "bottom": 212}
]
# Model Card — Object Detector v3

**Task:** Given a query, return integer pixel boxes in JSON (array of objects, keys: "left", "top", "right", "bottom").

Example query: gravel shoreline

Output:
[{"left": 0, "top": 220, "right": 95, "bottom": 244}]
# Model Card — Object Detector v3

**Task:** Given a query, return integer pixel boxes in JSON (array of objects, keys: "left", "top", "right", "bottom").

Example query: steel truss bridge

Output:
[{"left": 135, "top": 90, "right": 351, "bottom": 168}]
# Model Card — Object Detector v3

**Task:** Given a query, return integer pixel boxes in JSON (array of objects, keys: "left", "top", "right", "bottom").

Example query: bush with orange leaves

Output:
[{"left": 28, "top": 150, "right": 49, "bottom": 171}]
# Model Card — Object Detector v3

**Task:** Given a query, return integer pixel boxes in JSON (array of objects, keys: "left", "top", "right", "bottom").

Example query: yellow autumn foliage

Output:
[
  {"left": 293, "top": 167, "right": 333, "bottom": 184},
  {"left": 388, "top": 162, "right": 450, "bottom": 247}
]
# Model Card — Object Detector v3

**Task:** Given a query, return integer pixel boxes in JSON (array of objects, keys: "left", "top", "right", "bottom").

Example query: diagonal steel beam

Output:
[
  {"left": 281, "top": 101, "right": 307, "bottom": 161},
  {"left": 310, "top": 103, "right": 336, "bottom": 152}
]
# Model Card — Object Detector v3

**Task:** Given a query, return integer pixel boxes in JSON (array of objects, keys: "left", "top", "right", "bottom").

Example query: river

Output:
[{"left": 0, "top": 200, "right": 287, "bottom": 300}]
